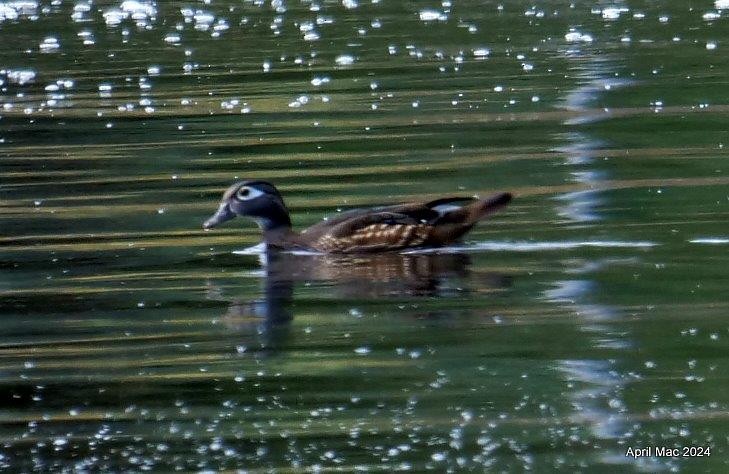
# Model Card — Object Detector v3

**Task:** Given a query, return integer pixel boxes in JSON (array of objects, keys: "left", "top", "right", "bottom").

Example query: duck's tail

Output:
[
  {"left": 425, "top": 192, "right": 512, "bottom": 246},
  {"left": 465, "top": 192, "right": 512, "bottom": 224}
]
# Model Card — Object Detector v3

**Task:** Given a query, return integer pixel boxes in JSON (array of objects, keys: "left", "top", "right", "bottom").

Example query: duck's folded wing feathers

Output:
[
  {"left": 304, "top": 197, "right": 478, "bottom": 235},
  {"left": 424, "top": 196, "right": 478, "bottom": 209},
  {"left": 312, "top": 211, "right": 432, "bottom": 253},
  {"left": 304, "top": 194, "right": 510, "bottom": 252}
]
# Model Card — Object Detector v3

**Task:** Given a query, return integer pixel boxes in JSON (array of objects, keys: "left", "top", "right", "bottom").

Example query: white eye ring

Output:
[{"left": 236, "top": 186, "right": 265, "bottom": 201}]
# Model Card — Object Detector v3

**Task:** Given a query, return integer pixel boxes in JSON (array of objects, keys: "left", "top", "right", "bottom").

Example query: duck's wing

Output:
[
  {"left": 423, "top": 194, "right": 511, "bottom": 225},
  {"left": 396, "top": 197, "right": 479, "bottom": 223},
  {"left": 303, "top": 197, "right": 476, "bottom": 233},
  {"left": 305, "top": 193, "right": 512, "bottom": 252},
  {"left": 302, "top": 207, "right": 378, "bottom": 235},
  {"left": 389, "top": 193, "right": 511, "bottom": 245},
  {"left": 311, "top": 211, "right": 432, "bottom": 253}
]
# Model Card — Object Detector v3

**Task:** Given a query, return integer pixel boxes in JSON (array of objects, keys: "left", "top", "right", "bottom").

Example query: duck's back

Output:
[{"left": 300, "top": 194, "right": 511, "bottom": 253}]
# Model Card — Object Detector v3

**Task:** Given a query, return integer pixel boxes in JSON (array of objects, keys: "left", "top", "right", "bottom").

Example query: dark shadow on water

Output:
[{"left": 206, "top": 251, "right": 512, "bottom": 349}]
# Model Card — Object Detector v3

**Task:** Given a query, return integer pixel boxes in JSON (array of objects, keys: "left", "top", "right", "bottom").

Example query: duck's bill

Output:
[{"left": 203, "top": 203, "right": 235, "bottom": 229}]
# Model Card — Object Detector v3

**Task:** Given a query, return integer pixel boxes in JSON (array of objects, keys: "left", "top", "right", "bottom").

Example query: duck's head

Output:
[{"left": 203, "top": 180, "right": 292, "bottom": 231}]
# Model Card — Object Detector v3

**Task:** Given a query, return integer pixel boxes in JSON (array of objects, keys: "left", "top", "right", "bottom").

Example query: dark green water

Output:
[{"left": 1, "top": 0, "right": 729, "bottom": 471}]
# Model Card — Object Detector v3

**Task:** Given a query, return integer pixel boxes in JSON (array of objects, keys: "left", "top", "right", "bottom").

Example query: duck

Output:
[{"left": 203, "top": 180, "right": 512, "bottom": 253}]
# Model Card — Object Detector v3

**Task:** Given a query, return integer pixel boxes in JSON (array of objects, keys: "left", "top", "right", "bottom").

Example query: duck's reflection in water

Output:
[
  {"left": 271, "top": 251, "right": 475, "bottom": 297},
  {"left": 206, "top": 251, "right": 511, "bottom": 347}
]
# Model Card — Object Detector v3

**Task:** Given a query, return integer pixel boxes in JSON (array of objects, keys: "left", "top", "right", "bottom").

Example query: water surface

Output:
[{"left": 1, "top": 1, "right": 728, "bottom": 471}]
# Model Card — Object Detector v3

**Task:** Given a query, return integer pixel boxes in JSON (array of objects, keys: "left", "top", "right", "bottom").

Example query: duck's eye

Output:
[
  {"left": 236, "top": 187, "right": 251, "bottom": 199},
  {"left": 235, "top": 185, "right": 264, "bottom": 200}
]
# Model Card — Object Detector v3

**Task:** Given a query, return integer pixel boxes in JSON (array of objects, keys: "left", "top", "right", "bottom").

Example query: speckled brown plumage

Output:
[
  {"left": 312, "top": 222, "right": 431, "bottom": 252},
  {"left": 203, "top": 181, "right": 512, "bottom": 253}
]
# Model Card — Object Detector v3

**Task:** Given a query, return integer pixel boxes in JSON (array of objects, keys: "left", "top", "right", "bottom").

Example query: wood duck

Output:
[{"left": 203, "top": 180, "right": 512, "bottom": 253}]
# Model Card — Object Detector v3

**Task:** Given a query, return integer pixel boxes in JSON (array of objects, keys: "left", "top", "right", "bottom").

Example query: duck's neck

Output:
[
  {"left": 262, "top": 226, "right": 303, "bottom": 251},
  {"left": 262, "top": 224, "right": 295, "bottom": 238},
  {"left": 256, "top": 206, "right": 299, "bottom": 247},
  {"left": 254, "top": 205, "right": 292, "bottom": 232}
]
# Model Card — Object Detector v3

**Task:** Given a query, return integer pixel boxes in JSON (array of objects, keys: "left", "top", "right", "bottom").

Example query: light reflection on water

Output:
[{"left": 550, "top": 52, "right": 635, "bottom": 468}]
